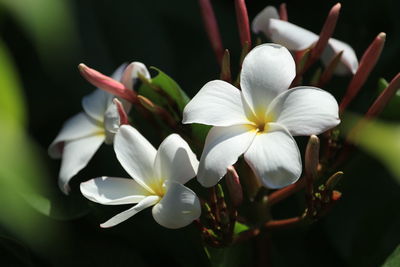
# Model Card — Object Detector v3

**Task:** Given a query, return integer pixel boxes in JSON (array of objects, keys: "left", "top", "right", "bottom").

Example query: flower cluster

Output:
[{"left": 48, "top": 1, "right": 398, "bottom": 247}]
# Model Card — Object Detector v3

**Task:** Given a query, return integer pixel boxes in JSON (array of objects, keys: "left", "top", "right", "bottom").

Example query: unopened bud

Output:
[
  {"left": 137, "top": 95, "right": 156, "bottom": 112},
  {"left": 331, "top": 190, "right": 342, "bottom": 201},
  {"left": 318, "top": 50, "right": 343, "bottom": 87},
  {"left": 234, "top": 0, "right": 251, "bottom": 49},
  {"left": 279, "top": 3, "right": 288, "bottom": 21},
  {"left": 366, "top": 72, "right": 400, "bottom": 118},
  {"left": 340, "top": 32, "right": 386, "bottom": 113},
  {"left": 326, "top": 171, "right": 343, "bottom": 190},
  {"left": 309, "top": 3, "right": 341, "bottom": 66},
  {"left": 305, "top": 135, "right": 320, "bottom": 180},
  {"left": 198, "top": 0, "right": 224, "bottom": 65},
  {"left": 220, "top": 49, "right": 232, "bottom": 82},
  {"left": 113, "top": 99, "right": 129, "bottom": 125},
  {"left": 225, "top": 166, "right": 243, "bottom": 208},
  {"left": 78, "top": 63, "right": 137, "bottom": 103}
]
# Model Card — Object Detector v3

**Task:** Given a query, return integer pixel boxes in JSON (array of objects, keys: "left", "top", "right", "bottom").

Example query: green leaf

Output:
[
  {"left": 192, "top": 123, "right": 212, "bottom": 144},
  {"left": 138, "top": 67, "right": 190, "bottom": 115},
  {"left": 233, "top": 222, "right": 250, "bottom": 234},
  {"left": 382, "top": 244, "right": 400, "bottom": 267},
  {"left": 377, "top": 78, "right": 400, "bottom": 119}
]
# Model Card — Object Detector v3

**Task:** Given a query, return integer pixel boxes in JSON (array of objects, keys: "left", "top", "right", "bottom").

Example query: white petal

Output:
[
  {"left": 182, "top": 80, "right": 250, "bottom": 127},
  {"left": 82, "top": 89, "right": 111, "bottom": 122},
  {"left": 267, "top": 86, "right": 340, "bottom": 136},
  {"left": 114, "top": 125, "right": 157, "bottom": 193},
  {"left": 251, "top": 6, "right": 279, "bottom": 36},
  {"left": 48, "top": 112, "right": 103, "bottom": 158},
  {"left": 100, "top": 195, "right": 160, "bottom": 228},
  {"left": 80, "top": 177, "right": 150, "bottom": 205},
  {"left": 154, "top": 134, "right": 199, "bottom": 185},
  {"left": 58, "top": 134, "right": 105, "bottom": 194},
  {"left": 103, "top": 101, "right": 120, "bottom": 144},
  {"left": 244, "top": 123, "right": 302, "bottom": 189},
  {"left": 152, "top": 182, "right": 200, "bottom": 229},
  {"left": 268, "top": 19, "right": 319, "bottom": 50},
  {"left": 197, "top": 125, "right": 257, "bottom": 187},
  {"left": 322, "top": 38, "right": 359, "bottom": 75},
  {"left": 121, "top": 62, "right": 151, "bottom": 90},
  {"left": 110, "top": 63, "right": 128, "bottom": 81},
  {"left": 82, "top": 64, "right": 127, "bottom": 121},
  {"left": 240, "top": 44, "right": 296, "bottom": 116}
]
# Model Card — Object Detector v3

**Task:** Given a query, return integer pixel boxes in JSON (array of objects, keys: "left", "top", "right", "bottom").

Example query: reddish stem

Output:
[
  {"left": 264, "top": 216, "right": 303, "bottom": 230},
  {"left": 267, "top": 178, "right": 306, "bottom": 206}
]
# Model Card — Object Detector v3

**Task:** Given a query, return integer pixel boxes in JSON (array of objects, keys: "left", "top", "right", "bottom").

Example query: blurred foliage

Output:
[
  {"left": 0, "top": 0, "right": 399, "bottom": 266},
  {"left": 0, "top": 0, "right": 79, "bottom": 66},
  {"left": 343, "top": 114, "right": 400, "bottom": 183},
  {"left": 382, "top": 244, "right": 400, "bottom": 267}
]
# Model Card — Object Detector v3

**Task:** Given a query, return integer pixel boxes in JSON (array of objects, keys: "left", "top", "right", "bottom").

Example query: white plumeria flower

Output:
[
  {"left": 49, "top": 62, "right": 150, "bottom": 194},
  {"left": 252, "top": 6, "right": 358, "bottom": 75},
  {"left": 80, "top": 125, "right": 201, "bottom": 229},
  {"left": 183, "top": 44, "right": 340, "bottom": 188}
]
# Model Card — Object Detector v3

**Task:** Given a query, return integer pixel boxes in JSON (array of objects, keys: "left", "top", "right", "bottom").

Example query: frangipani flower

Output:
[
  {"left": 183, "top": 44, "right": 340, "bottom": 188},
  {"left": 49, "top": 62, "right": 150, "bottom": 194},
  {"left": 80, "top": 125, "right": 201, "bottom": 229},
  {"left": 252, "top": 5, "right": 358, "bottom": 75}
]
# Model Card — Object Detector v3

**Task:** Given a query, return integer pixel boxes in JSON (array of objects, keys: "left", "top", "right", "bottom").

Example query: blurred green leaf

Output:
[
  {"left": 0, "top": 0, "right": 79, "bottom": 65},
  {"left": 342, "top": 114, "right": 400, "bottom": 183},
  {"left": 138, "top": 67, "right": 190, "bottom": 115},
  {"left": 0, "top": 121, "right": 58, "bottom": 246},
  {"left": 382, "top": 244, "right": 400, "bottom": 267},
  {"left": 0, "top": 40, "right": 26, "bottom": 127}
]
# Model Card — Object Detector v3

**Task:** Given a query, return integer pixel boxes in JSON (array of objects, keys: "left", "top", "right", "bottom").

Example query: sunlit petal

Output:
[
  {"left": 182, "top": 80, "right": 250, "bottom": 127},
  {"left": 48, "top": 112, "right": 103, "bottom": 158},
  {"left": 251, "top": 6, "right": 279, "bottom": 36},
  {"left": 100, "top": 195, "right": 160, "bottom": 228},
  {"left": 268, "top": 19, "right": 318, "bottom": 50},
  {"left": 267, "top": 86, "right": 340, "bottom": 136},
  {"left": 198, "top": 125, "right": 257, "bottom": 187},
  {"left": 80, "top": 177, "right": 150, "bottom": 205},
  {"left": 322, "top": 38, "right": 359, "bottom": 75},
  {"left": 154, "top": 134, "right": 199, "bottom": 185},
  {"left": 241, "top": 44, "right": 296, "bottom": 115},
  {"left": 58, "top": 134, "right": 105, "bottom": 194},
  {"left": 244, "top": 123, "right": 302, "bottom": 189},
  {"left": 152, "top": 182, "right": 201, "bottom": 229},
  {"left": 114, "top": 125, "right": 157, "bottom": 193}
]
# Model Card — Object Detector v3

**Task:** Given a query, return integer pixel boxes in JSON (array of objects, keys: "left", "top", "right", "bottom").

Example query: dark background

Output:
[{"left": 0, "top": 0, "right": 400, "bottom": 266}]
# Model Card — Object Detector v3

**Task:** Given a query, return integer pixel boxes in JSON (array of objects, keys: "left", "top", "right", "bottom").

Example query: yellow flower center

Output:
[
  {"left": 148, "top": 178, "right": 167, "bottom": 197},
  {"left": 247, "top": 111, "right": 275, "bottom": 134}
]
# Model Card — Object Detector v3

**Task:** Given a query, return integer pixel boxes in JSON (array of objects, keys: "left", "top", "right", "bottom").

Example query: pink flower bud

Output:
[
  {"left": 78, "top": 63, "right": 138, "bottom": 103},
  {"left": 234, "top": 0, "right": 251, "bottom": 48},
  {"left": 340, "top": 32, "right": 386, "bottom": 113}
]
